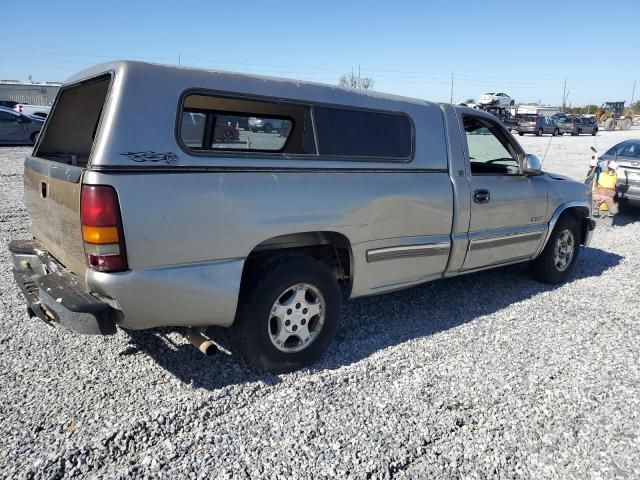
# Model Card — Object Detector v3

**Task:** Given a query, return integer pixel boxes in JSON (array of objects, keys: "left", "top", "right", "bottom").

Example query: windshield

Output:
[
  {"left": 606, "top": 142, "right": 640, "bottom": 158},
  {"left": 484, "top": 92, "right": 495, "bottom": 96}
]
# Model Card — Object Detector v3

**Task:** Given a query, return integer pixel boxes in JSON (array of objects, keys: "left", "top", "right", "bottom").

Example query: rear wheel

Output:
[
  {"left": 530, "top": 215, "right": 581, "bottom": 284},
  {"left": 536, "top": 128, "right": 543, "bottom": 136},
  {"left": 231, "top": 256, "right": 342, "bottom": 373}
]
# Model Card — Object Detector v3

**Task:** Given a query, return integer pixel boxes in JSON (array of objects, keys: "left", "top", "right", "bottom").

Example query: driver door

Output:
[{"left": 461, "top": 114, "right": 548, "bottom": 271}]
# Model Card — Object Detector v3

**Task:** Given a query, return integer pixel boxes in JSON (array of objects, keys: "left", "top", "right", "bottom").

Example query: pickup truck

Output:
[{"left": 9, "top": 61, "right": 595, "bottom": 373}]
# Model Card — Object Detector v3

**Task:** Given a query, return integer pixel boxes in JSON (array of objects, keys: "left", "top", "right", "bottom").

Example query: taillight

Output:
[
  {"left": 81, "top": 185, "right": 128, "bottom": 272},
  {"left": 18, "top": 105, "right": 23, "bottom": 112}
]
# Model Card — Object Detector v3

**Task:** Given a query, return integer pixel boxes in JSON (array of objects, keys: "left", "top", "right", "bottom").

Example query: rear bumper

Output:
[
  {"left": 9, "top": 239, "right": 118, "bottom": 335},
  {"left": 617, "top": 181, "right": 640, "bottom": 204}
]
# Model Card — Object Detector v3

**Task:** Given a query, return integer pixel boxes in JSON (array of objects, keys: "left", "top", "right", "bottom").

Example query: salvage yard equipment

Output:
[{"left": 596, "top": 101, "right": 634, "bottom": 131}]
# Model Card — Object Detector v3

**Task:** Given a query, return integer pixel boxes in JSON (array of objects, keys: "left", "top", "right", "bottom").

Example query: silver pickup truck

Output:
[{"left": 9, "top": 61, "right": 595, "bottom": 372}]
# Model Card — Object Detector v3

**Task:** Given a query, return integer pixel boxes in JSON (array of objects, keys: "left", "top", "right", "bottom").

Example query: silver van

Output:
[{"left": 9, "top": 61, "right": 594, "bottom": 372}]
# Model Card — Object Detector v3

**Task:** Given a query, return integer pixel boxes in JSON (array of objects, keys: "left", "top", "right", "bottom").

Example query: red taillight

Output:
[
  {"left": 81, "top": 185, "right": 127, "bottom": 272},
  {"left": 18, "top": 105, "right": 23, "bottom": 112}
]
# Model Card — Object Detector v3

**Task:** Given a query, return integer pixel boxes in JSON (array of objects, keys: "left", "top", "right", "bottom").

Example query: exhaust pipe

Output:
[{"left": 186, "top": 328, "right": 218, "bottom": 356}]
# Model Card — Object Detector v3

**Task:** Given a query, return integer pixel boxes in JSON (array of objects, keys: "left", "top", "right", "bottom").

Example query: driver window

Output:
[{"left": 463, "top": 116, "right": 520, "bottom": 175}]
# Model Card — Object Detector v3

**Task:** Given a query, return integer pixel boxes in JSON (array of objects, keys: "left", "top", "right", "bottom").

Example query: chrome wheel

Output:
[
  {"left": 553, "top": 229, "right": 575, "bottom": 272},
  {"left": 268, "top": 283, "right": 325, "bottom": 353}
]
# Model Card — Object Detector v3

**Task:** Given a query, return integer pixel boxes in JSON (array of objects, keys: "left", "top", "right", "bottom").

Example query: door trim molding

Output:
[
  {"left": 469, "top": 230, "right": 543, "bottom": 251},
  {"left": 366, "top": 242, "right": 451, "bottom": 263}
]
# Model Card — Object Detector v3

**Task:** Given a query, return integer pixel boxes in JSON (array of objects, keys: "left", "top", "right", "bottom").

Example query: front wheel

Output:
[
  {"left": 529, "top": 215, "right": 581, "bottom": 284},
  {"left": 231, "top": 256, "right": 342, "bottom": 373},
  {"left": 536, "top": 128, "right": 543, "bottom": 136}
]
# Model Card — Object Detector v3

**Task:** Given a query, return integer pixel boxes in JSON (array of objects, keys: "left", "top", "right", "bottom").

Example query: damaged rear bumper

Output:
[{"left": 9, "top": 239, "right": 118, "bottom": 335}]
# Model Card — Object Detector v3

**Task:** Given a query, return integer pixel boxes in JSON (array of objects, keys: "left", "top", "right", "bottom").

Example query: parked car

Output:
[
  {"left": 180, "top": 112, "right": 241, "bottom": 146},
  {"left": 478, "top": 92, "right": 514, "bottom": 107},
  {"left": 558, "top": 116, "right": 598, "bottom": 136},
  {"left": 14, "top": 104, "right": 51, "bottom": 119},
  {"left": 9, "top": 61, "right": 595, "bottom": 373},
  {"left": 503, "top": 113, "right": 523, "bottom": 131},
  {"left": 248, "top": 116, "right": 288, "bottom": 133},
  {"left": 0, "top": 100, "right": 21, "bottom": 109},
  {"left": 0, "top": 107, "right": 44, "bottom": 145},
  {"left": 595, "top": 139, "right": 640, "bottom": 209},
  {"left": 517, "top": 115, "right": 560, "bottom": 136}
]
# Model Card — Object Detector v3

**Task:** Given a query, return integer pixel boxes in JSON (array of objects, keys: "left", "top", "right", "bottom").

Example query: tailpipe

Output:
[{"left": 186, "top": 328, "right": 218, "bottom": 356}]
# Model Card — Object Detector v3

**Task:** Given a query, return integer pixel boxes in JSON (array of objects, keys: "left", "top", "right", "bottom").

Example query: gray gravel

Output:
[{"left": 1, "top": 129, "right": 640, "bottom": 479}]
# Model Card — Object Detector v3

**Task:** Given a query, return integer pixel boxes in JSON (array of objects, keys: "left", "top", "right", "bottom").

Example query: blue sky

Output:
[{"left": 2, "top": 0, "right": 638, "bottom": 106}]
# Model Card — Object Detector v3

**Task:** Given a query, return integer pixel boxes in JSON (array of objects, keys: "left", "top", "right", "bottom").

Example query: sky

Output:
[{"left": 2, "top": 0, "right": 639, "bottom": 106}]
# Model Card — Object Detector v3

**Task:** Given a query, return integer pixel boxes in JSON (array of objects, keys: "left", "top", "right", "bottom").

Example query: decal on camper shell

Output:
[{"left": 120, "top": 151, "right": 179, "bottom": 165}]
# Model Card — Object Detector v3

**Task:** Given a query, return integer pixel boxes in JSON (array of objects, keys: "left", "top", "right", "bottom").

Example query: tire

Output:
[
  {"left": 264, "top": 123, "right": 273, "bottom": 134},
  {"left": 529, "top": 214, "right": 581, "bottom": 284},
  {"left": 592, "top": 128, "right": 598, "bottom": 136},
  {"left": 621, "top": 119, "right": 632, "bottom": 130},
  {"left": 251, "top": 128, "right": 258, "bottom": 133},
  {"left": 222, "top": 131, "right": 235, "bottom": 143},
  {"left": 536, "top": 128, "right": 543, "bottom": 136},
  {"left": 553, "top": 128, "right": 559, "bottom": 136},
  {"left": 603, "top": 118, "right": 615, "bottom": 131},
  {"left": 578, "top": 128, "right": 582, "bottom": 135},
  {"left": 231, "top": 255, "right": 342, "bottom": 373},
  {"left": 30, "top": 131, "right": 39, "bottom": 145},
  {"left": 518, "top": 132, "right": 524, "bottom": 136}
]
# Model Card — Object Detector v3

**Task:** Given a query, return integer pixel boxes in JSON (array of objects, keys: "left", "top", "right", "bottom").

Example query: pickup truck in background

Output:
[{"left": 9, "top": 61, "right": 595, "bottom": 372}]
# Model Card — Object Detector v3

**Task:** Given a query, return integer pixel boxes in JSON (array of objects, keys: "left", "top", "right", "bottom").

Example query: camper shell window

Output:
[{"left": 178, "top": 92, "right": 414, "bottom": 161}]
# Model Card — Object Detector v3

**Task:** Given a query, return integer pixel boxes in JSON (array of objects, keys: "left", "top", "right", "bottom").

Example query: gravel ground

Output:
[{"left": 1, "top": 128, "right": 639, "bottom": 479}]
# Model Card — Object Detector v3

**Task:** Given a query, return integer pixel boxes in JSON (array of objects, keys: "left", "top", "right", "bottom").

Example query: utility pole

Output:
[
  {"left": 450, "top": 72, "right": 454, "bottom": 103},
  {"left": 178, "top": 52, "right": 181, "bottom": 65},
  {"left": 632, "top": 80, "right": 636, "bottom": 105},
  {"left": 562, "top": 77, "right": 567, "bottom": 111}
]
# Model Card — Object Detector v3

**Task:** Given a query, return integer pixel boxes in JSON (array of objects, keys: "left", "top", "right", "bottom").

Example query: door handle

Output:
[{"left": 473, "top": 189, "right": 490, "bottom": 204}]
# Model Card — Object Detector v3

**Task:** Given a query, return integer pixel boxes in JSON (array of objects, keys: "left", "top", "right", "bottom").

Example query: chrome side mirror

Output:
[{"left": 523, "top": 154, "right": 542, "bottom": 176}]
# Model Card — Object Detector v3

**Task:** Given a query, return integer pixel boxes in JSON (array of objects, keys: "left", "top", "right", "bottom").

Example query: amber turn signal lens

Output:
[{"left": 82, "top": 225, "right": 119, "bottom": 244}]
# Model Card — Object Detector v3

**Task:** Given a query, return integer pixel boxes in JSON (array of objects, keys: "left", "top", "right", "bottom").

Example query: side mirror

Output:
[{"left": 523, "top": 154, "right": 542, "bottom": 176}]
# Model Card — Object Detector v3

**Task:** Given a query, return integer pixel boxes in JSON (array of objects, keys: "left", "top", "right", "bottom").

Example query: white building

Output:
[
  {"left": 0, "top": 80, "right": 61, "bottom": 106},
  {"left": 514, "top": 104, "right": 560, "bottom": 116}
]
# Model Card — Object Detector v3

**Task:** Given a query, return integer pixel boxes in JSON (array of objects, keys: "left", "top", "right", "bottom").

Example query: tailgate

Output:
[
  {"left": 24, "top": 74, "right": 112, "bottom": 277},
  {"left": 24, "top": 158, "right": 86, "bottom": 275}
]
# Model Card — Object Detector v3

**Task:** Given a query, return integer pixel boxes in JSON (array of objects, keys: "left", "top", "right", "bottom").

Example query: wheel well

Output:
[
  {"left": 243, "top": 231, "right": 353, "bottom": 296},
  {"left": 559, "top": 207, "right": 589, "bottom": 244}
]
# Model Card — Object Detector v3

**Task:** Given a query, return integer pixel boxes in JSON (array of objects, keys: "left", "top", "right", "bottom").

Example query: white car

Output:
[
  {"left": 478, "top": 92, "right": 514, "bottom": 107},
  {"left": 14, "top": 104, "right": 51, "bottom": 119}
]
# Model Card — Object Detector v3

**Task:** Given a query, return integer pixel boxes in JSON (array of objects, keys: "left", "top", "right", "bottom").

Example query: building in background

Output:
[{"left": 0, "top": 80, "right": 61, "bottom": 106}]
